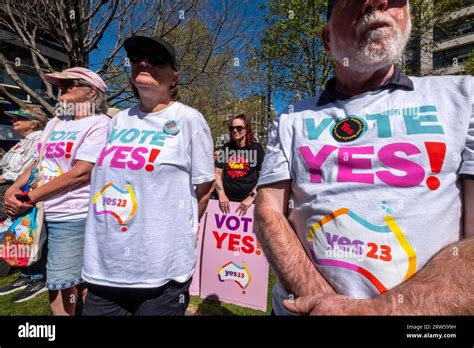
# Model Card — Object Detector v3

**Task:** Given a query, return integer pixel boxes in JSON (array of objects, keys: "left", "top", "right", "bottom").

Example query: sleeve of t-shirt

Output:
[
  {"left": 75, "top": 115, "right": 111, "bottom": 163},
  {"left": 460, "top": 77, "right": 474, "bottom": 176},
  {"left": 190, "top": 116, "right": 216, "bottom": 185},
  {"left": 257, "top": 113, "right": 291, "bottom": 188},
  {"left": 1, "top": 132, "right": 42, "bottom": 182}
]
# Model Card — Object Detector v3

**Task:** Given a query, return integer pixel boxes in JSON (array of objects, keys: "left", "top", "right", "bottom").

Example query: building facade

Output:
[
  {"left": 0, "top": 25, "right": 68, "bottom": 149},
  {"left": 404, "top": 0, "right": 474, "bottom": 75}
]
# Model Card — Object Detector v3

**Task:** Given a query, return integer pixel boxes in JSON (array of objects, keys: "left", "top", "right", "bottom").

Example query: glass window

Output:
[
  {"left": 433, "top": 43, "right": 474, "bottom": 69},
  {"left": 434, "top": 15, "right": 474, "bottom": 42}
]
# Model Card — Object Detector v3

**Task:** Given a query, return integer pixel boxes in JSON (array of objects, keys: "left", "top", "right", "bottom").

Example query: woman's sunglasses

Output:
[
  {"left": 229, "top": 125, "right": 245, "bottom": 132},
  {"left": 128, "top": 54, "right": 168, "bottom": 67},
  {"left": 11, "top": 116, "right": 30, "bottom": 122},
  {"left": 58, "top": 80, "right": 89, "bottom": 90}
]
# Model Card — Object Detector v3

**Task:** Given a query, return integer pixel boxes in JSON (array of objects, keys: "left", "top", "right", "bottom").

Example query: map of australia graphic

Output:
[{"left": 307, "top": 208, "right": 417, "bottom": 293}]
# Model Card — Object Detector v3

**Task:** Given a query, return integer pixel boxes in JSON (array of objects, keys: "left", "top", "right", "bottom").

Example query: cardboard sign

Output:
[{"left": 198, "top": 200, "right": 269, "bottom": 311}]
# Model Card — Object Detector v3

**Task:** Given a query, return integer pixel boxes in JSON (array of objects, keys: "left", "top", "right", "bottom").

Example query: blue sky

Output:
[{"left": 88, "top": 0, "right": 292, "bottom": 113}]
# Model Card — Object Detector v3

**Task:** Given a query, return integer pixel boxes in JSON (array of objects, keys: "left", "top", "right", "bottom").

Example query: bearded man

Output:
[{"left": 255, "top": 0, "right": 474, "bottom": 315}]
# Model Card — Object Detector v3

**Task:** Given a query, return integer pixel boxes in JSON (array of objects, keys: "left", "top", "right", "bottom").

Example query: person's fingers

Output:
[
  {"left": 5, "top": 208, "right": 18, "bottom": 217},
  {"left": 4, "top": 202, "right": 17, "bottom": 211},
  {"left": 5, "top": 200, "right": 22, "bottom": 210},
  {"left": 5, "top": 191, "right": 20, "bottom": 202},
  {"left": 5, "top": 195, "right": 22, "bottom": 206},
  {"left": 283, "top": 296, "right": 320, "bottom": 315},
  {"left": 240, "top": 204, "right": 248, "bottom": 216},
  {"left": 6, "top": 202, "right": 21, "bottom": 211}
]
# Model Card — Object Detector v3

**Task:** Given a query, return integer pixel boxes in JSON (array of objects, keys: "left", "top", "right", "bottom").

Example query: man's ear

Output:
[{"left": 322, "top": 25, "right": 331, "bottom": 52}]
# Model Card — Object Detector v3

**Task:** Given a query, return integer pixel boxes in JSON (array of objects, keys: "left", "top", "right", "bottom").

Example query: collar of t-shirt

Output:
[
  {"left": 25, "top": 130, "right": 42, "bottom": 140},
  {"left": 316, "top": 65, "right": 414, "bottom": 106}
]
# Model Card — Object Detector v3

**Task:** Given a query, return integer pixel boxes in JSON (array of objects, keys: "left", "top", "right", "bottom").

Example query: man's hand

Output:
[
  {"left": 255, "top": 181, "right": 335, "bottom": 298},
  {"left": 283, "top": 293, "right": 376, "bottom": 315}
]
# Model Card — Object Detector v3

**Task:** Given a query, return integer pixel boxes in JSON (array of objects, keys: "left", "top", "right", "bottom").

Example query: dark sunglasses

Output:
[
  {"left": 12, "top": 116, "right": 30, "bottom": 122},
  {"left": 58, "top": 80, "right": 88, "bottom": 89},
  {"left": 229, "top": 125, "right": 245, "bottom": 132},
  {"left": 128, "top": 53, "right": 169, "bottom": 67}
]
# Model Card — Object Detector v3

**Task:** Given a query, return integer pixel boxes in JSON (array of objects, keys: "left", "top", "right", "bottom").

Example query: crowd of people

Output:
[
  {"left": 0, "top": 34, "right": 264, "bottom": 315},
  {"left": 0, "top": 0, "right": 472, "bottom": 316}
]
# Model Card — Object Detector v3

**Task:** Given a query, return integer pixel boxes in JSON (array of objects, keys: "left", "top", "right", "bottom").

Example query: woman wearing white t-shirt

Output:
[
  {"left": 4, "top": 68, "right": 110, "bottom": 315},
  {"left": 82, "top": 36, "right": 215, "bottom": 316}
]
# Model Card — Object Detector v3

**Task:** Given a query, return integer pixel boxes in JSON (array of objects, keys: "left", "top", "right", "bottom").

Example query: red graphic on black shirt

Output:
[{"left": 226, "top": 155, "right": 250, "bottom": 179}]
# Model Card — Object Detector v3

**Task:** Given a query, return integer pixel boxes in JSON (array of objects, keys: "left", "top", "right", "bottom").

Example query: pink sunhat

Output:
[{"left": 45, "top": 67, "right": 107, "bottom": 93}]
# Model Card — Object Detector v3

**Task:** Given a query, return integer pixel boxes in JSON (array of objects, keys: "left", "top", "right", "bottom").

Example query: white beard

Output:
[{"left": 330, "top": 11, "right": 412, "bottom": 73}]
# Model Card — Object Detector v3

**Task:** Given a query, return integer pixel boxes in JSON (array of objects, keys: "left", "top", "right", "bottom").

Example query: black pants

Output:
[{"left": 83, "top": 279, "right": 192, "bottom": 316}]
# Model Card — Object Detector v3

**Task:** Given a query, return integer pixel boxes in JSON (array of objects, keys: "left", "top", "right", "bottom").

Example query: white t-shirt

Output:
[
  {"left": 257, "top": 75, "right": 474, "bottom": 315},
  {"left": 38, "top": 115, "right": 110, "bottom": 222},
  {"left": 82, "top": 102, "right": 215, "bottom": 288}
]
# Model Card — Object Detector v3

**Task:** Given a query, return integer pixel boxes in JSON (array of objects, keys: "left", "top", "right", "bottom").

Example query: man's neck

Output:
[
  {"left": 20, "top": 129, "right": 34, "bottom": 138},
  {"left": 334, "top": 64, "right": 395, "bottom": 97}
]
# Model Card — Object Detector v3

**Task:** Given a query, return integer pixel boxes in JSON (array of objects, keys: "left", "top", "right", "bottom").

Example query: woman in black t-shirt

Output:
[{"left": 215, "top": 114, "right": 264, "bottom": 216}]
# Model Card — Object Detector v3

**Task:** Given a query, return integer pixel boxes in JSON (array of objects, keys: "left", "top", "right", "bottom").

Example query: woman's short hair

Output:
[{"left": 90, "top": 89, "right": 109, "bottom": 114}]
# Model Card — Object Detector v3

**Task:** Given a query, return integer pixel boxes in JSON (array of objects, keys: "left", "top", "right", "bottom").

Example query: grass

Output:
[
  {"left": 0, "top": 273, "right": 51, "bottom": 315},
  {"left": 0, "top": 271, "right": 275, "bottom": 316}
]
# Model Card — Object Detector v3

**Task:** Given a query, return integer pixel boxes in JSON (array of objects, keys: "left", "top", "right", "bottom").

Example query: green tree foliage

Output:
[
  {"left": 463, "top": 51, "right": 474, "bottom": 75},
  {"left": 257, "top": 0, "right": 334, "bottom": 104}
]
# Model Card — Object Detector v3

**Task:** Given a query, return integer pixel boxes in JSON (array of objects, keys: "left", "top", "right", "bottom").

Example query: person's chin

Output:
[
  {"left": 134, "top": 80, "right": 159, "bottom": 89},
  {"left": 59, "top": 96, "right": 74, "bottom": 103}
]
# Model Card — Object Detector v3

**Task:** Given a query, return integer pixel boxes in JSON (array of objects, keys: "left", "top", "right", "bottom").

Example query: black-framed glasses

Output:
[
  {"left": 128, "top": 53, "right": 169, "bottom": 67},
  {"left": 229, "top": 125, "right": 245, "bottom": 132}
]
